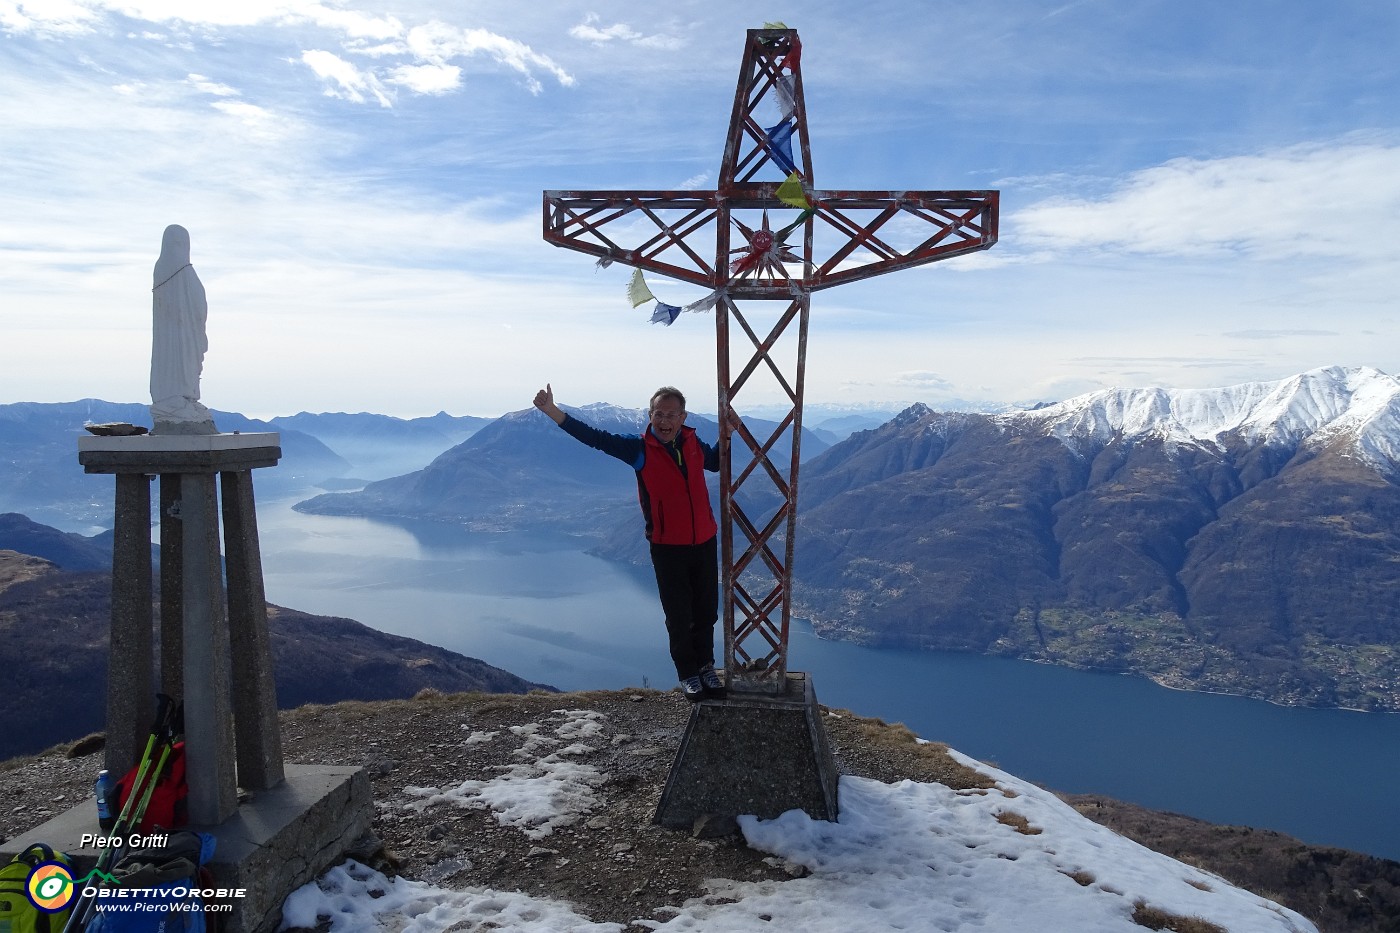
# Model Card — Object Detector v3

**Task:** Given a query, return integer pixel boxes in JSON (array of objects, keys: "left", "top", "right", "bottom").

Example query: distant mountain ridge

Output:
[
  {"left": 269, "top": 410, "right": 491, "bottom": 481},
  {"left": 791, "top": 365, "right": 1400, "bottom": 711},
  {"left": 0, "top": 401, "right": 487, "bottom": 529},
  {"left": 0, "top": 549, "right": 553, "bottom": 760},
  {"left": 0, "top": 512, "right": 113, "bottom": 571},
  {"left": 295, "top": 404, "right": 832, "bottom": 541},
  {"left": 0, "top": 400, "right": 350, "bottom": 528}
]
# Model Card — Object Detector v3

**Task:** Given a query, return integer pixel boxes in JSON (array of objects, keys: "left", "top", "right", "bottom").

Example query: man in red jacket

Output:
[{"left": 533, "top": 383, "right": 724, "bottom": 701}]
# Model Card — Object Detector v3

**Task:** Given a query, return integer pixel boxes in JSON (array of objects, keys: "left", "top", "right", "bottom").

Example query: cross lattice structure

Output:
[{"left": 543, "top": 27, "right": 998, "bottom": 693}]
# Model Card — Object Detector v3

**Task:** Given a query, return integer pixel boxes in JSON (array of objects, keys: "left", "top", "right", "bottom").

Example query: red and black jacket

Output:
[{"left": 558, "top": 413, "right": 719, "bottom": 545}]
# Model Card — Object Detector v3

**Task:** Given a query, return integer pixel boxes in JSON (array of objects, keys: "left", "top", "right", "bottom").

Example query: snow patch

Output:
[
  {"left": 280, "top": 860, "right": 623, "bottom": 933},
  {"left": 403, "top": 709, "right": 608, "bottom": 839}
]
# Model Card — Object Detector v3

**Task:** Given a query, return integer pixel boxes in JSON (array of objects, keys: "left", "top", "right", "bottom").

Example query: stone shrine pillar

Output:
[{"left": 79, "top": 432, "right": 284, "bottom": 824}]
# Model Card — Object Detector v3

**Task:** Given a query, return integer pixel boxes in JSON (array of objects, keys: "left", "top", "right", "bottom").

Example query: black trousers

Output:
[{"left": 649, "top": 535, "right": 719, "bottom": 680}]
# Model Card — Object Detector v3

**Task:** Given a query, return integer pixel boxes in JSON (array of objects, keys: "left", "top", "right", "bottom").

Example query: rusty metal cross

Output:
[{"left": 543, "top": 28, "right": 998, "bottom": 693}]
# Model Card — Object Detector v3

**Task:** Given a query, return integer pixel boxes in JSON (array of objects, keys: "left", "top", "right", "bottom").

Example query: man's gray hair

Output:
[{"left": 649, "top": 386, "right": 686, "bottom": 412}]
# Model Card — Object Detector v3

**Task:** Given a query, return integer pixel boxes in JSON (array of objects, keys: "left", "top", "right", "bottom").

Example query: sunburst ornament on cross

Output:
[{"left": 543, "top": 27, "right": 999, "bottom": 693}]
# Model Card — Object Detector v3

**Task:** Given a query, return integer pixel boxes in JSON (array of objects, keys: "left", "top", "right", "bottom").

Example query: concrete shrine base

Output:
[
  {"left": 655, "top": 672, "right": 840, "bottom": 836},
  {"left": 0, "top": 765, "right": 372, "bottom": 933}
]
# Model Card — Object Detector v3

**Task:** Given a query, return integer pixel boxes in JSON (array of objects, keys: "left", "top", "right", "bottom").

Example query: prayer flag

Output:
[
  {"left": 779, "top": 37, "right": 801, "bottom": 72},
  {"left": 731, "top": 249, "right": 764, "bottom": 276},
  {"left": 650, "top": 302, "right": 682, "bottom": 326},
  {"left": 777, "top": 206, "right": 816, "bottom": 239},
  {"left": 774, "top": 73, "right": 796, "bottom": 121},
  {"left": 776, "top": 171, "right": 809, "bottom": 209},
  {"left": 684, "top": 291, "right": 721, "bottom": 314},
  {"left": 764, "top": 121, "right": 797, "bottom": 175},
  {"left": 627, "top": 267, "right": 655, "bottom": 307}
]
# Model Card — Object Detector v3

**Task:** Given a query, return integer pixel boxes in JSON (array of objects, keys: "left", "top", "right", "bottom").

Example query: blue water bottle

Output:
[{"left": 95, "top": 769, "right": 116, "bottom": 832}]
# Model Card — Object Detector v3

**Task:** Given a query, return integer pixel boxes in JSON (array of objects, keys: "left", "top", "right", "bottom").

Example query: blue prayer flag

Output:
[
  {"left": 650, "top": 302, "right": 682, "bottom": 326},
  {"left": 764, "top": 121, "right": 797, "bottom": 175}
]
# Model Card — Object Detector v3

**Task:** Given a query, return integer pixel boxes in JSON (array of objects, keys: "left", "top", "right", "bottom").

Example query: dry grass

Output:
[
  {"left": 995, "top": 811, "right": 1044, "bottom": 835},
  {"left": 1062, "top": 869, "right": 1097, "bottom": 887},
  {"left": 1131, "top": 900, "right": 1227, "bottom": 933},
  {"left": 824, "top": 709, "right": 993, "bottom": 790}
]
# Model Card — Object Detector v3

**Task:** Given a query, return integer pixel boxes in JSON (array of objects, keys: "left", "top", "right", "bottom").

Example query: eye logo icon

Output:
[{"left": 26, "top": 860, "right": 76, "bottom": 912}]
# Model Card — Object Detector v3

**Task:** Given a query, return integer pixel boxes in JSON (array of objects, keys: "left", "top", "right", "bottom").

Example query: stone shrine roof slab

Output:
[{"left": 79, "top": 432, "right": 281, "bottom": 473}]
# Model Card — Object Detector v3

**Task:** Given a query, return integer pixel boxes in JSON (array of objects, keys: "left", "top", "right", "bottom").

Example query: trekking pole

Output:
[{"left": 62, "top": 695, "right": 179, "bottom": 933}]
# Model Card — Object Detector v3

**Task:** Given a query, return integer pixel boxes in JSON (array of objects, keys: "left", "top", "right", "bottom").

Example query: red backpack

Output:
[{"left": 116, "top": 741, "right": 188, "bottom": 832}]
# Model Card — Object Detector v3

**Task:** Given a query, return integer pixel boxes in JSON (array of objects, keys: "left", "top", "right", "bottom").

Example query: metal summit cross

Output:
[{"left": 544, "top": 27, "right": 998, "bottom": 695}]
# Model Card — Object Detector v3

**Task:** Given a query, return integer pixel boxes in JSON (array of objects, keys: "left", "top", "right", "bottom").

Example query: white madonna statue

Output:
[{"left": 149, "top": 224, "right": 217, "bottom": 434}]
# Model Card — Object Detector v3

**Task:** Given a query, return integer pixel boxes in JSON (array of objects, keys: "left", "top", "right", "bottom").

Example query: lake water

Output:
[{"left": 255, "top": 496, "right": 1400, "bottom": 863}]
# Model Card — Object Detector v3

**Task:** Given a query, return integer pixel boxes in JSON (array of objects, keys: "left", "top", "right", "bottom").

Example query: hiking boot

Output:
[
  {"left": 680, "top": 675, "right": 705, "bottom": 703},
  {"left": 699, "top": 664, "right": 727, "bottom": 698}
]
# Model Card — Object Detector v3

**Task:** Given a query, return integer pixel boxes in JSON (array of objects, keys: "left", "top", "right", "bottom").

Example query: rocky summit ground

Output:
[
  {"left": 0, "top": 688, "right": 988, "bottom": 930},
  {"left": 2, "top": 688, "right": 1397, "bottom": 932}
]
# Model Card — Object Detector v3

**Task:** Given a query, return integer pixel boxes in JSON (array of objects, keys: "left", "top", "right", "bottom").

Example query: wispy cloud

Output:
[
  {"left": 1015, "top": 137, "right": 1400, "bottom": 263},
  {"left": 187, "top": 74, "right": 239, "bottom": 97},
  {"left": 892, "top": 371, "right": 955, "bottom": 391},
  {"left": 397, "top": 21, "right": 575, "bottom": 95},
  {"left": 1223, "top": 329, "right": 1340, "bottom": 340},
  {"left": 568, "top": 13, "right": 683, "bottom": 51},
  {"left": 386, "top": 62, "right": 461, "bottom": 95},
  {"left": 301, "top": 48, "right": 392, "bottom": 106},
  {"left": 0, "top": 0, "right": 101, "bottom": 36},
  {"left": 3, "top": 1, "right": 573, "bottom": 102}
]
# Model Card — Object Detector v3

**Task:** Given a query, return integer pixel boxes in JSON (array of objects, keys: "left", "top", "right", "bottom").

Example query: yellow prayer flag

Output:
[
  {"left": 776, "top": 172, "right": 809, "bottom": 210},
  {"left": 626, "top": 267, "right": 655, "bottom": 307}
]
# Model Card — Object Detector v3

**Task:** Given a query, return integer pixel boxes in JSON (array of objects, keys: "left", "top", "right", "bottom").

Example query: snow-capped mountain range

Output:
[
  {"left": 1007, "top": 365, "right": 1400, "bottom": 474},
  {"left": 788, "top": 364, "right": 1400, "bottom": 713}
]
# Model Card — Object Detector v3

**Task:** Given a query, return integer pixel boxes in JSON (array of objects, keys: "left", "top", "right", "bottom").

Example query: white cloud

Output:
[
  {"left": 300, "top": 48, "right": 391, "bottom": 106},
  {"left": 568, "top": 12, "right": 683, "bottom": 51},
  {"left": 1222, "top": 329, "right": 1339, "bottom": 340},
  {"left": 72, "top": 0, "right": 390, "bottom": 30},
  {"left": 301, "top": 3, "right": 402, "bottom": 41},
  {"left": 402, "top": 21, "right": 574, "bottom": 94},
  {"left": 0, "top": 0, "right": 100, "bottom": 35},
  {"left": 2, "top": 1, "right": 572, "bottom": 103},
  {"left": 568, "top": 14, "right": 640, "bottom": 43},
  {"left": 187, "top": 73, "right": 238, "bottom": 96},
  {"left": 387, "top": 62, "right": 460, "bottom": 95},
  {"left": 1016, "top": 137, "right": 1400, "bottom": 263},
  {"left": 892, "top": 371, "right": 954, "bottom": 391},
  {"left": 209, "top": 99, "right": 287, "bottom": 139}
]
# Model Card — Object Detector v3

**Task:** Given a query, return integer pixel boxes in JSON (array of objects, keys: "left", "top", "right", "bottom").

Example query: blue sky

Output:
[{"left": 3, "top": 0, "right": 1398, "bottom": 419}]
